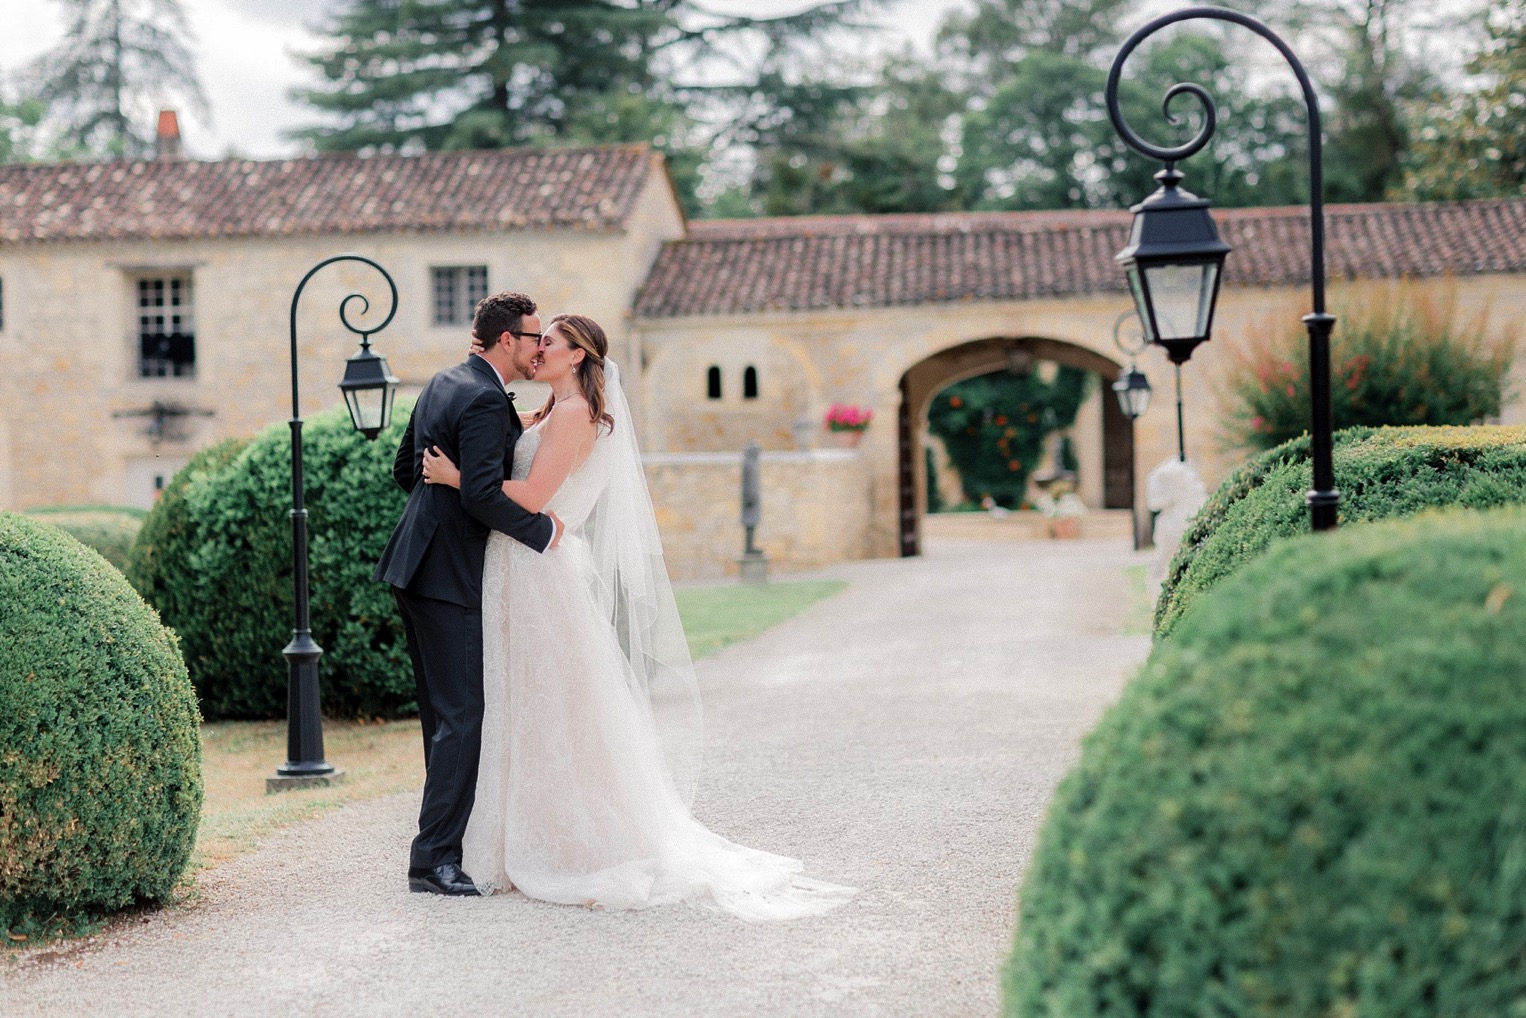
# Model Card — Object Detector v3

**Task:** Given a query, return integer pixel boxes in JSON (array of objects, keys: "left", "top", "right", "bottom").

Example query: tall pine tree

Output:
[
  {"left": 32, "top": 0, "right": 206, "bottom": 159},
  {"left": 293, "top": 0, "right": 876, "bottom": 212},
  {"left": 1402, "top": 0, "right": 1526, "bottom": 199}
]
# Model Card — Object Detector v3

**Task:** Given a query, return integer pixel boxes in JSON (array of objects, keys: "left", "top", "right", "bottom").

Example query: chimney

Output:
[{"left": 155, "top": 110, "right": 183, "bottom": 161}]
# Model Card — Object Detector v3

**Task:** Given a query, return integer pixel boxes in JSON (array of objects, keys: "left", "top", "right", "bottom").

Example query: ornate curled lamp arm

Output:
[
  {"left": 1104, "top": 5, "right": 1327, "bottom": 314},
  {"left": 287, "top": 254, "right": 400, "bottom": 420}
]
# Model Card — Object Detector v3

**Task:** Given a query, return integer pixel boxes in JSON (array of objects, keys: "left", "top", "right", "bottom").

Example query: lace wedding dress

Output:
[{"left": 462, "top": 371, "right": 855, "bottom": 920}]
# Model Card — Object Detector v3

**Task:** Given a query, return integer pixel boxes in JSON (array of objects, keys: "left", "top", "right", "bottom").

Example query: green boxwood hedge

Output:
[
  {"left": 126, "top": 405, "right": 413, "bottom": 719},
  {"left": 125, "top": 437, "right": 250, "bottom": 693},
  {"left": 1006, "top": 507, "right": 1526, "bottom": 1017},
  {"left": 1, "top": 512, "right": 201, "bottom": 937},
  {"left": 1156, "top": 424, "right": 1526, "bottom": 637},
  {"left": 24, "top": 505, "right": 147, "bottom": 572}
]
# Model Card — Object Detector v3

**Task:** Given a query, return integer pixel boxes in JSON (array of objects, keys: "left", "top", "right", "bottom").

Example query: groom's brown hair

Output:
[{"left": 472, "top": 292, "right": 537, "bottom": 347}]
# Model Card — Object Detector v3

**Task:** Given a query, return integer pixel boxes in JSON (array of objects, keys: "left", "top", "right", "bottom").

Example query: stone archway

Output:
[{"left": 896, "top": 336, "right": 1133, "bottom": 556}]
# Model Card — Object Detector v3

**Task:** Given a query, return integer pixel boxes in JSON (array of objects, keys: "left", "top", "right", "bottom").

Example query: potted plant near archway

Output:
[{"left": 825, "top": 403, "right": 873, "bottom": 447}]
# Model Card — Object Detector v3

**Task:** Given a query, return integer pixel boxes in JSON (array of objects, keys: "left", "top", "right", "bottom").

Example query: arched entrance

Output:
[{"left": 897, "top": 336, "right": 1135, "bottom": 556}]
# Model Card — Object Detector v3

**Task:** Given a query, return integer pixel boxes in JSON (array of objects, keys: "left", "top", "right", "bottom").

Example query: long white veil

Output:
[{"left": 583, "top": 361, "right": 703, "bottom": 805}]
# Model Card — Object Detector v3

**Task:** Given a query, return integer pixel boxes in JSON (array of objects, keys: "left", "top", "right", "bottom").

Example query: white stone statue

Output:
[{"left": 1146, "top": 458, "right": 1208, "bottom": 593}]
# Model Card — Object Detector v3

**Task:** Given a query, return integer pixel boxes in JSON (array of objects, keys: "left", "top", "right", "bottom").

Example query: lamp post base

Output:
[
  {"left": 737, "top": 553, "right": 770, "bottom": 585},
  {"left": 267, "top": 768, "right": 346, "bottom": 795}
]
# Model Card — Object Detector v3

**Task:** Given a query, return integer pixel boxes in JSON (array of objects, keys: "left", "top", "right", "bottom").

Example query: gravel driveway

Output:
[{"left": 1, "top": 536, "right": 1151, "bottom": 1018}]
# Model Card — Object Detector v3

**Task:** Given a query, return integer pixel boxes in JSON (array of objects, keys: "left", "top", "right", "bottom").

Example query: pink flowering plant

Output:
[
  {"left": 1222, "top": 283, "right": 1512, "bottom": 451},
  {"left": 825, "top": 403, "right": 873, "bottom": 432}
]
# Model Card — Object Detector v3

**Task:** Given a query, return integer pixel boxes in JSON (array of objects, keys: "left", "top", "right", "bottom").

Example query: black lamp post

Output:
[
  {"left": 269, "top": 254, "right": 399, "bottom": 792},
  {"left": 1111, "top": 311, "right": 1152, "bottom": 550},
  {"left": 1105, "top": 6, "right": 1339, "bottom": 531}
]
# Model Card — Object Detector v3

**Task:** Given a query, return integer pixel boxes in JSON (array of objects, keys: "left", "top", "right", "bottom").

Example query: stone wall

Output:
[
  {"left": 633, "top": 273, "right": 1526, "bottom": 565},
  {"left": 644, "top": 448, "right": 873, "bottom": 580}
]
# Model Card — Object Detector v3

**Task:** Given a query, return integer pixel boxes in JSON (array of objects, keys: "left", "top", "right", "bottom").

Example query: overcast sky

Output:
[{"left": 0, "top": 0, "right": 965, "bottom": 160}]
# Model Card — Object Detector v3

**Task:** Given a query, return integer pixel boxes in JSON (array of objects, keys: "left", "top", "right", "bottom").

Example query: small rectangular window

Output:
[
  {"left": 137, "top": 275, "right": 195, "bottom": 378},
  {"left": 432, "top": 266, "right": 489, "bottom": 326}
]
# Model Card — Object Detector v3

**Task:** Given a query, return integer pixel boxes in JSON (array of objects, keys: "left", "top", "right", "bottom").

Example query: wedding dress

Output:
[{"left": 462, "top": 366, "right": 855, "bottom": 920}]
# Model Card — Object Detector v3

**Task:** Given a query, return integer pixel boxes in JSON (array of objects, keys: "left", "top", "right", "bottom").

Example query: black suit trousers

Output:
[{"left": 393, "top": 586, "right": 485, "bottom": 871}]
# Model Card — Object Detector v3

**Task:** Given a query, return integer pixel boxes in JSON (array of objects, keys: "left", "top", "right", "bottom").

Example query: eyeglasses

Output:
[{"left": 510, "top": 330, "right": 544, "bottom": 340}]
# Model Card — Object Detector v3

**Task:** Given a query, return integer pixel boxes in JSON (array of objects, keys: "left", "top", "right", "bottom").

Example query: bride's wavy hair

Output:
[{"left": 538, "top": 313, "right": 616, "bottom": 433}]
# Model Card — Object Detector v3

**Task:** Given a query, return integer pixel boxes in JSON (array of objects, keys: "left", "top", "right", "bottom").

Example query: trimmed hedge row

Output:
[
  {"left": 126, "top": 405, "right": 413, "bottom": 719},
  {"left": 1155, "top": 424, "right": 1526, "bottom": 637},
  {"left": 125, "top": 437, "right": 250, "bottom": 700},
  {"left": 1, "top": 512, "right": 201, "bottom": 936},
  {"left": 1007, "top": 508, "right": 1526, "bottom": 1016},
  {"left": 24, "top": 505, "right": 147, "bottom": 572}
]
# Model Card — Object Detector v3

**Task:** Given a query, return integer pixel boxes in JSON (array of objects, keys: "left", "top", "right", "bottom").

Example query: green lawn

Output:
[{"left": 675, "top": 579, "right": 848, "bottom": 658}]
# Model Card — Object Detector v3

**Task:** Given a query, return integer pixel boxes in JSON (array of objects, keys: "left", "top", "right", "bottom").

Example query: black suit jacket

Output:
[{"left": 373, "top": 356, "right": 553, "bottom": 606}]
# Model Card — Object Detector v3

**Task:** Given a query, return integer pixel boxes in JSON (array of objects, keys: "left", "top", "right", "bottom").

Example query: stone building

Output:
[
  {"left": 3, "top": 136, "right": 1525, "bottom": 577},
  {"left": 0, "top": 141, "right": 682, "bottom": 512},
  {"left": 633, "top": 201, "right": 1526, "bottom": 565}
]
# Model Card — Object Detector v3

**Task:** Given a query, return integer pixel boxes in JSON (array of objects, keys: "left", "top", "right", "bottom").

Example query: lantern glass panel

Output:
[
  {"left": 345, "top": 385, "right": 387, "bottom": 433},
  {"left": 1112, "top": 370, "right": 1152, "bottom": 420},
  {"left": 1125, "top": 266, "right": 1156, "bottom": 342},
  {"left": 1143, "top": 262, "right": 1214, "bottom": 340}
]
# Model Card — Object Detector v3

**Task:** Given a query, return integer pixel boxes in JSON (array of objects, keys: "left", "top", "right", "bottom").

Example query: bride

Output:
[{"left": 419, "top": 313, "right": 854, "bottom": 920}]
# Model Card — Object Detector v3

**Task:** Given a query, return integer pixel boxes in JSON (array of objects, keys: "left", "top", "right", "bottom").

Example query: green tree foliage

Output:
[
  {"left": 1154, "top": 424, "right": 1526, "bottom": 637},
  {"left": 954, "top": 22, "right": 1308, "bottom": 210},
  {"left": 1007, "top": 506, "right": 1526, "bottom": 1016},
  {"left": 943, "top": 0, "right": 1133, "bottom": 59},
  {"left": 925, "top": 445, "right": 945, "bottom": 513},
  {"left": 1221, "top": 284, "right": 1514, "bottom": 451},
  {"left": 31, "top": 0, "right": 206, "bottom": 159},
  {"left": 715, "top": 57, "right": 964, "bottom": 217},
  {"left": 0, "top": 96, "right": 45, "bottom": 163},
  {"left": 925, "top": 366, "right": 1090, "bottom": 508},
  {"left": 1309, "top": 0, "right": 1436, "bottom": 202},
  {"left": 1403, "top": 0, "right": 1526, "bottom": 199},
  {"left": 127, "top": 409, "right": 412, "bottom": 720},
  {"left": 0, "top": 511, "right": 201, "bottom": 938},
  {"left": 293, "top": 0, "right": 874, "bottom": 213}
]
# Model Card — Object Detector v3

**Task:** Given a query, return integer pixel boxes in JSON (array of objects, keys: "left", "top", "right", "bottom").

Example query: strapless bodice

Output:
[{"left": 512, "top": 421, "right": 611, "bottom": 530}]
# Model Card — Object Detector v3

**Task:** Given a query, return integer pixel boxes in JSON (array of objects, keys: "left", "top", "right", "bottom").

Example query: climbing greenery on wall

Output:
[{"left": 926, "top": 366, "right": 1091, "bottom": 509}]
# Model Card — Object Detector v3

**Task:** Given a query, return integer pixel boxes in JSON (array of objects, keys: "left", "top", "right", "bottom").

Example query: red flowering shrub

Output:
[{"left": 1221, "top": 283, "right": 1513, "bottom": 451}]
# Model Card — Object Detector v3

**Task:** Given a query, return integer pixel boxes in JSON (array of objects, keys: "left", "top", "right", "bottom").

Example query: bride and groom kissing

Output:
[{"left": 373, "top": 292, "right": 854, "bottom": 919}]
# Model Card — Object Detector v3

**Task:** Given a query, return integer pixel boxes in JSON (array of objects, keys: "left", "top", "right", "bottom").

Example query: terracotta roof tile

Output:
[
  {"left": 635, "top": 199, "right": 1526, "bottom": 318},
  {"left": 0, "top": 145, "right": 655, "bottom": 242}
]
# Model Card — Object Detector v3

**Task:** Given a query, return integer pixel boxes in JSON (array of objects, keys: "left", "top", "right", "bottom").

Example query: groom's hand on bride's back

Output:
[{"left": 547, "top": 511, "right": 565, "bottom": 549}]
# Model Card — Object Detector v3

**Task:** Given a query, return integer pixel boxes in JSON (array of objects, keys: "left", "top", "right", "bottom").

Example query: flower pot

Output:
[
  {"left": 829, "top": 429, "right": 865, "bottom": 448},
  {"left": 1049, "top": 516, "right": 1082, "bottom": 539}
]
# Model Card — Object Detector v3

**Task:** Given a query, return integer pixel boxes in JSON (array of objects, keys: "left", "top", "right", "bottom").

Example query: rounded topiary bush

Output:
[
  {"left": 126, "top": 437, "right": 250, "bottom": 683},
  {"left": 0, "top": 512, "right": 202, "bottom": 936},
  {"left": 1007, "top": 508, "right": 1526, "bottom": 1017},
  {"left": 1156, "top": 424, "right": 1526, "bottom": 637},
  {"left": 24, "top": 506, "right": 147, "bottom": 572},
  {"left": 128, "top": 404, "right": 413, "bottom": 719}
]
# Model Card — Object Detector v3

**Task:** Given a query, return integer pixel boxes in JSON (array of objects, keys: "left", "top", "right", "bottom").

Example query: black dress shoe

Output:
[{"left": 408, "top": 862, "right": 481, "bottom": 896}]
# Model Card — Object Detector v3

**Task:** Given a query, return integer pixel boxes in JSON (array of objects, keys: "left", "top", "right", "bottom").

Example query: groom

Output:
[{"left": 374, "top": 291, "right": 560, "bottom": 896}]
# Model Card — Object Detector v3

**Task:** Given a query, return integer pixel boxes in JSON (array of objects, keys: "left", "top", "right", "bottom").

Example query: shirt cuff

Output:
[{"left": 547, "top": 516, "right": 559, "bottom": 550}]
